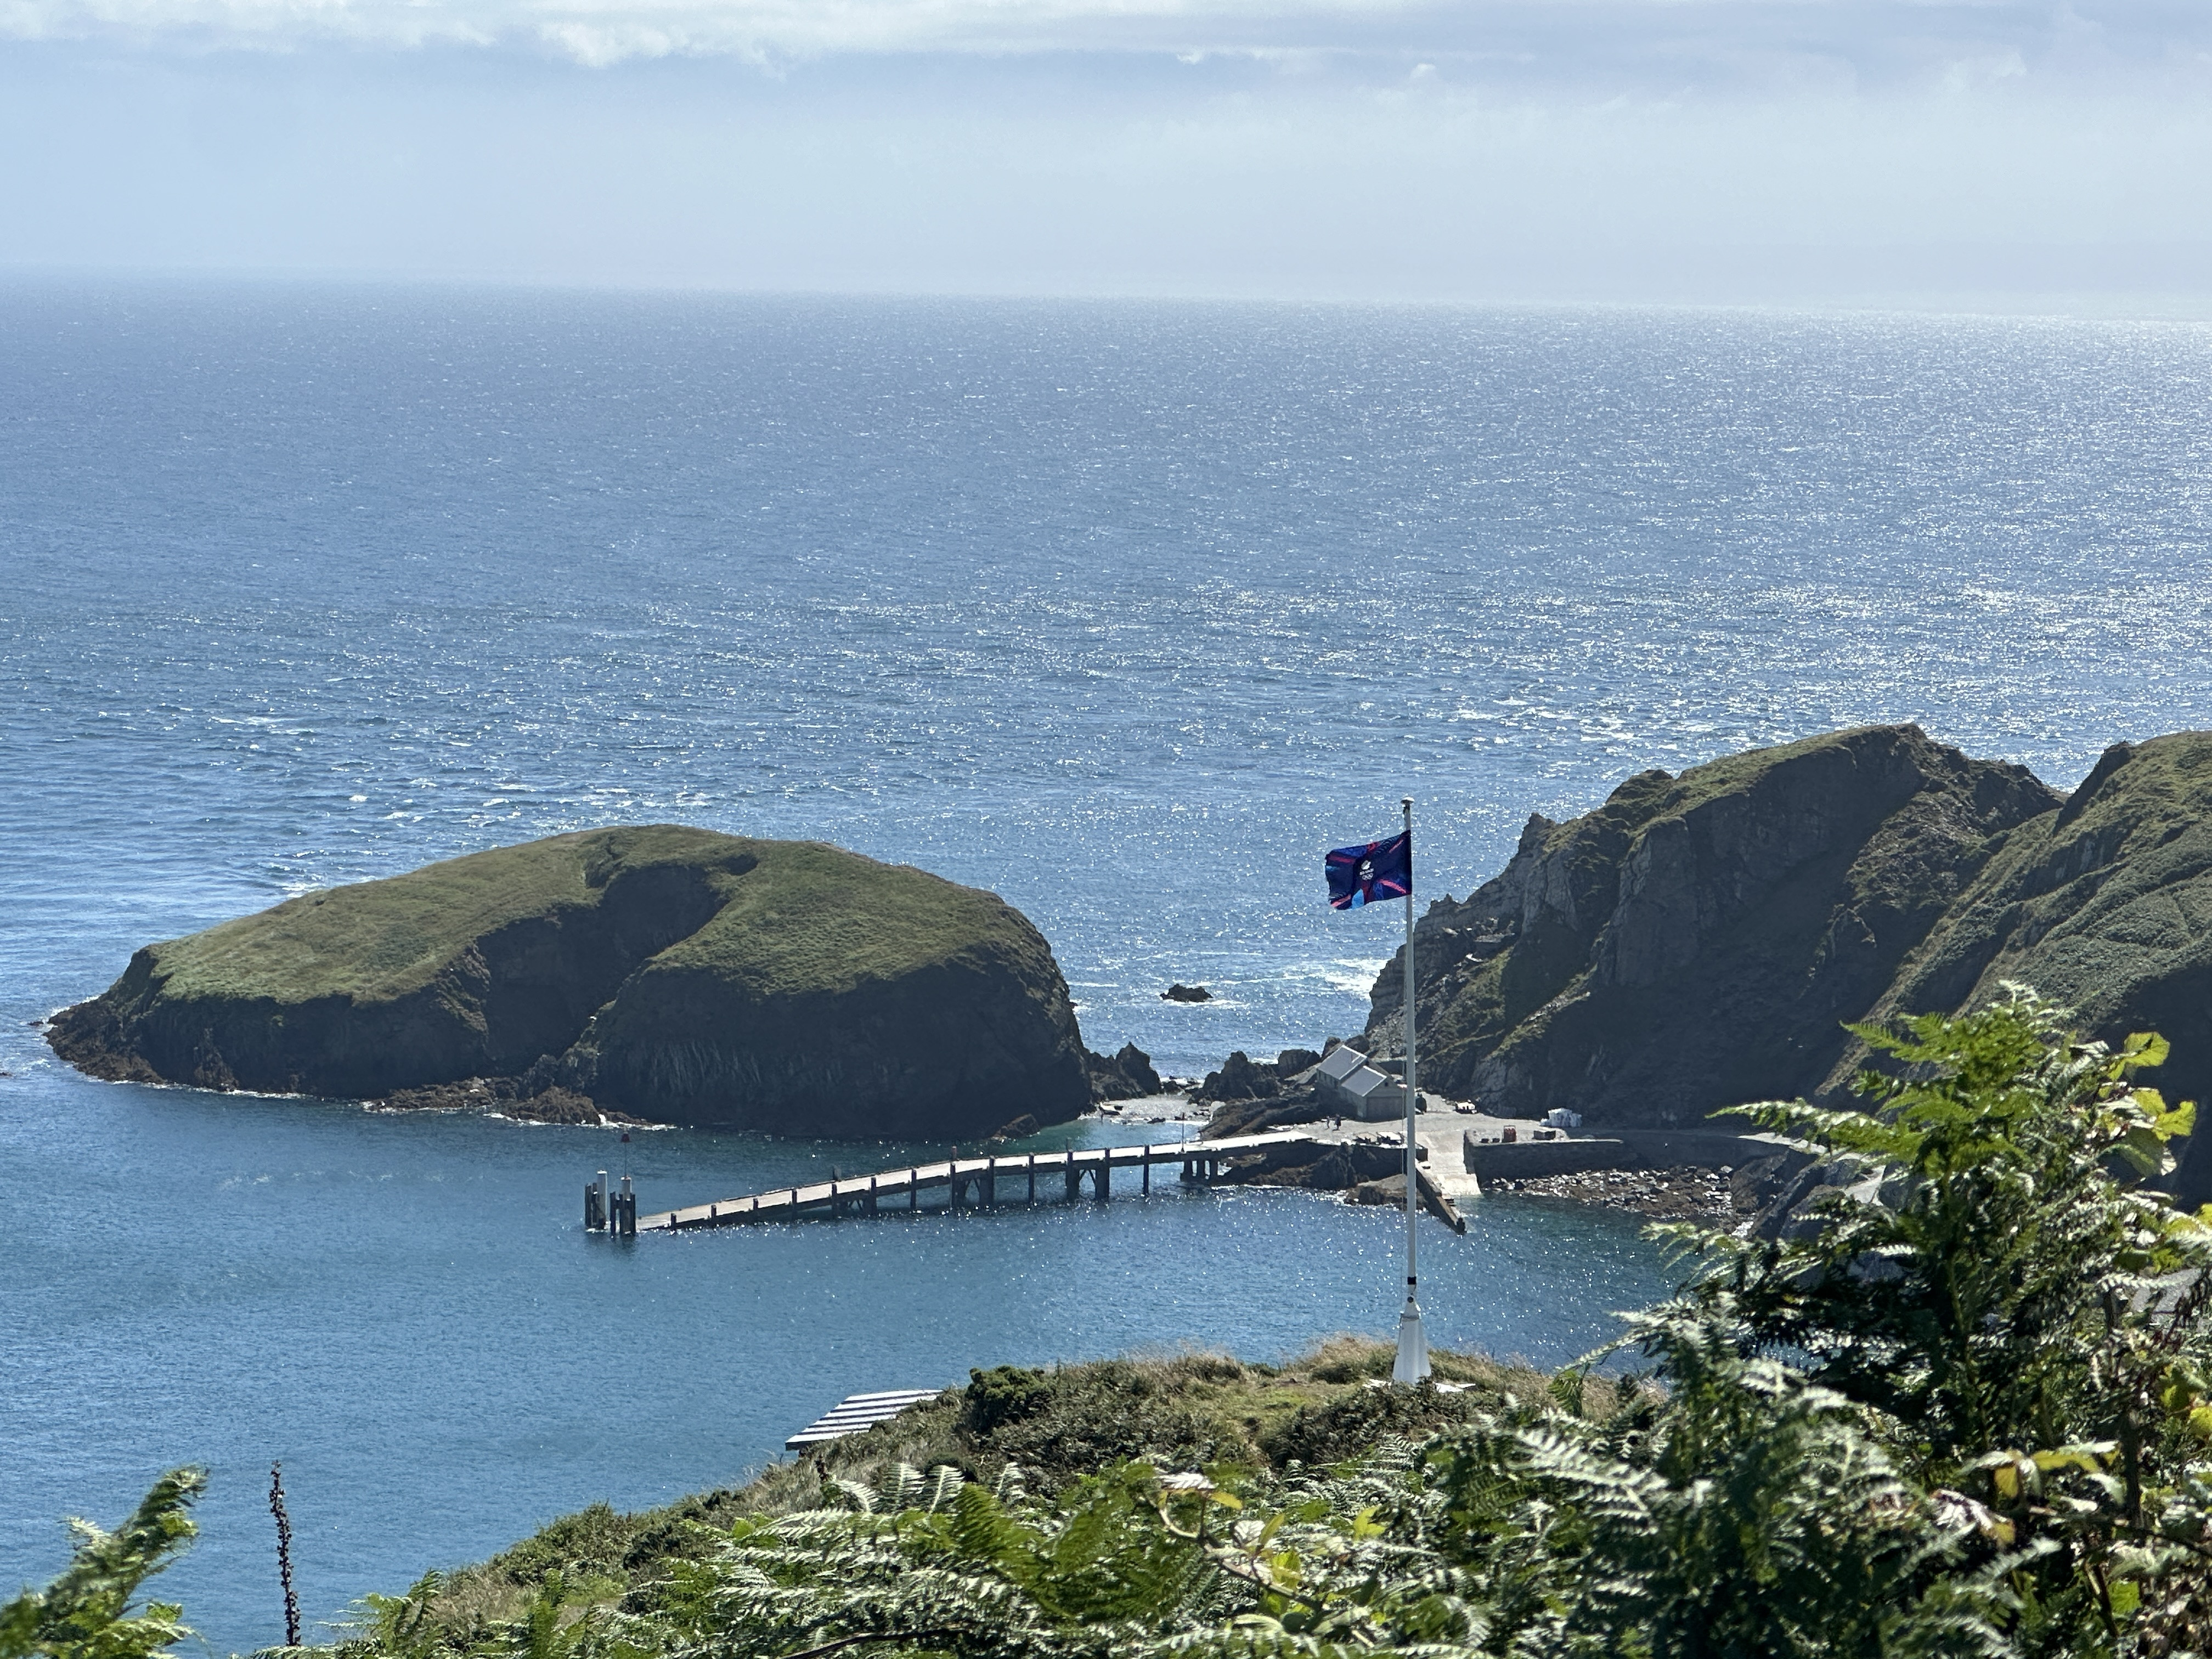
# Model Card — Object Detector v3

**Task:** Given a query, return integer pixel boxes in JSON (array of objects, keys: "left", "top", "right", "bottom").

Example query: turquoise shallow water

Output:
[{"left": 4, "top": 283, "right": 2210, "bottom": 1646}]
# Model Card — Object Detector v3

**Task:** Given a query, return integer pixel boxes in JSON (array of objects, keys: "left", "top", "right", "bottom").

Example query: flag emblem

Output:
[{"left": 1326, "top": 830, "right": 1412, "bottom": 910}]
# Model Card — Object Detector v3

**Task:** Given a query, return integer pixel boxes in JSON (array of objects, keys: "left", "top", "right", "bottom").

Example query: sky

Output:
[{"left": 1, "top": 1, "right": 2208, "bottom": 307}]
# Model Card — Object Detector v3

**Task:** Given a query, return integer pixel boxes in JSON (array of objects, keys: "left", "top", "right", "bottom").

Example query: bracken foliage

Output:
[{"left": 36, "top": 985, "right": 2212, "bottom": 1658}]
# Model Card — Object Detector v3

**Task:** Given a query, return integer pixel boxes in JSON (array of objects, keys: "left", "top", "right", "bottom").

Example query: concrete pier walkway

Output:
[{"left": 640, "top": 1130, "right": 1317, "bottom": 1232}]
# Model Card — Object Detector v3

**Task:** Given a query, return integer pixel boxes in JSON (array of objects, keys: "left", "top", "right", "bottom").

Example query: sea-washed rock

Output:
[
  {"left": 1194, "top": 1049, "right": 1276, "bottom": 1102},
  {"left": 1162, "top": 984, "right": 1213, "bottom": 1003},
  {"left": 1087, "top": 1042, "right": 1164, "bottom": 1102}
]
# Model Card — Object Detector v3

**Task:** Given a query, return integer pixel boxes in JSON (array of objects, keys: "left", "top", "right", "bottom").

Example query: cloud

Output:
[
  {"left": 3, "top": 0, "right": 2209, "bottom": 84},
  {"left": 1, "top": 0, "right": 2206, "bottom": 304}
]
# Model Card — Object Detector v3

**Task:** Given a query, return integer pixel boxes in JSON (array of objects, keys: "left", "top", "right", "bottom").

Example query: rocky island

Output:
[{"left": 48, "top": 825, "right": 1106, "bottom": 1139}]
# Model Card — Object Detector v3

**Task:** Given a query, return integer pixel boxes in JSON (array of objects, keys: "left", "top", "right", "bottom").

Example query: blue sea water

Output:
[{"left": 4, "top": 281, "right": 2211, "bottom": 1648}]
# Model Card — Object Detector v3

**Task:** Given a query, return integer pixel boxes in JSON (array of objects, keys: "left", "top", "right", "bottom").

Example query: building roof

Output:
[{"left": 1318, "top": 1045, "right": 1367, "bottom": 1082}]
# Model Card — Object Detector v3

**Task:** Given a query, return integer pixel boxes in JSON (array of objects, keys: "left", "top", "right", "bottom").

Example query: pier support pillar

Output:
[{"left": 1064, "top": 1169, "right": 1082, "bottom": 1201}]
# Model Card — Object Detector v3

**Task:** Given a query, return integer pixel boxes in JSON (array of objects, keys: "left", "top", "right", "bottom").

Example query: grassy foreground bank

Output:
[
  {"left": 412, "top": 1340, "right": 1621, "bottom": 1635},
  {"left": 23, "top": 987, "right": 2212, "bottom": 1658}
]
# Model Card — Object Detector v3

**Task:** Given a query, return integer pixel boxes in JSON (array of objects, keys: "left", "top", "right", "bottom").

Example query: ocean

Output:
[{"left": 3, "top": 281, "right": 2209, "bottom": 1647}]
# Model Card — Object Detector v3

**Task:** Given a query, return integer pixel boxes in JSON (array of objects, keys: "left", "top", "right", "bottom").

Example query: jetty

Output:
[{"left": 632, "top": 1131, "right": 1316, "bottom": 1233}]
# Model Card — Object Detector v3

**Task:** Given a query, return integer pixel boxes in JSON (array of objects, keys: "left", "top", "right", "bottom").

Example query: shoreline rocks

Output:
[
  {"left": 1481, "top": 1165, "right": 1741, "bottom": 1220},
  {"left": 1086, "top": 1042, "right": 1163, "bottom": 1102}
]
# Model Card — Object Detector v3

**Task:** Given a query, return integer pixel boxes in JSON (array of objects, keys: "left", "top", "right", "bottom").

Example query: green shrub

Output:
[
  {"left": 985, "top": 1361, "right": 1251, "bottom": 1485},
  {"left": 1259, "top": 1379, "right": 1485, "bottom": 1468},
  {"left": 961, "top": 1365, "right": 1051, "bottom": 1436}
]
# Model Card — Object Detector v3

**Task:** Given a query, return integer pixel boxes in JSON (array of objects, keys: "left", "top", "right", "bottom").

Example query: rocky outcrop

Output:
[
  {"left": 1087, "top": 1042, "right": 1163, "bottom": 1102},
  {"left": 1362, "top": 725, "right": 2064, "bottom": 1128},
  {"left": 48, "top": 825, "right": 1093, "bottom": 1139},
  {"left": 1193, "top": 1047, "right": 1330, "bottom": 1104}
]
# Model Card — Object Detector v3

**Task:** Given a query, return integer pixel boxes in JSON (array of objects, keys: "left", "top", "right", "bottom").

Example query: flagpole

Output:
[{"left": 1393, "top": 793, "right": 1430, "bottom": 1384}]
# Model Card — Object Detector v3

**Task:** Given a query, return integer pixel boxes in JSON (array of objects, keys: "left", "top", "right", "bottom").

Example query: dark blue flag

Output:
[{"left": 1326, "top": 830, "right": 1412, "bottom": 910}]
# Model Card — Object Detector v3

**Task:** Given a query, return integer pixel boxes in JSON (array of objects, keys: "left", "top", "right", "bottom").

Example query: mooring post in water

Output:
[
  {"left": 269, "top": 1462, "right": 300, "bottom": 1648},
  {"left": 1028, "top": 1152, "right": 1036, "bottom": 1203},
  {"left": 586, "top": 1171, "right": 608, "bottom": 1232},
  {"left": 1142, "top": 1148, "right": 1150, "bottom": 1194},
  {"left": 617, "top": 1175, "right": 636, "bottom": 1238}
]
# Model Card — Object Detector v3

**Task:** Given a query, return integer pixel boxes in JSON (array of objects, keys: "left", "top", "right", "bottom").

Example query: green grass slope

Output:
[
  {"left": 148, "top": 826, "right": 741, "bottom": 1006},
  {"left": 395, "top": 1340, "right": 1606, "bottom": 1640}
]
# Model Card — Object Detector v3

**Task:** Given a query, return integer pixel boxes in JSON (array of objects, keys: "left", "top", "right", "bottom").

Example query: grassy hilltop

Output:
[{"left": 142, "top": 827, "right": 1034, "bottom": 1008}]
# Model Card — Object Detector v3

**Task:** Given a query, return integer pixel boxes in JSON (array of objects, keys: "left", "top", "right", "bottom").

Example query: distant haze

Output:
[{"left": 1, "top": 2, "right": 2207, "bottom": 309}]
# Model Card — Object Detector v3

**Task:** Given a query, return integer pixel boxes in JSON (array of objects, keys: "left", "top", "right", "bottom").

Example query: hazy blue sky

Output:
[{"left": 2, "top": 1, "right": 2207, "bottom": 307}]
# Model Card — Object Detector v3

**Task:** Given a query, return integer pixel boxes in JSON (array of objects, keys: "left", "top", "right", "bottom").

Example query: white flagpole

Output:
[{"left": 1393, "top": 793, "right": 1430, "bottom": 1384}]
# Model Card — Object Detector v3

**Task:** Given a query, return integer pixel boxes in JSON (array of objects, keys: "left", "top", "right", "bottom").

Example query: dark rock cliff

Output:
[
  {"left": 1830, "top": 731, "right": 2212, "bottom": 1198},
  {"left": 48, "top": 825, "right": 1093, "bottom": 1139},
  {"left": 1361, "top": 725, "right": 2063, "bottom": 1127}
]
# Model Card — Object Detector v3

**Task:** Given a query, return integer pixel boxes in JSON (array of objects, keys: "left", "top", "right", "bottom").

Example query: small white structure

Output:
[
  {"left": 1316, "top": 1043, "right": 1407, "bottom": 1122},
  {"left": 785, "top": 1389, "right": 941, "bottom": 1451},
  {"left": 1544, "top": 1109, "right": 1584, "bottom": 1130}
]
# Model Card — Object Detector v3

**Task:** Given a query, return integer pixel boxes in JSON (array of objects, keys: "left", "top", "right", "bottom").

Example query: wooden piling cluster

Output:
[
  {"left": 585, "top": 1171, "right": 637, "bottom": 1238},
  {"left": 633, "top": 1131, "right": 1313, "bottom": 1233}
]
